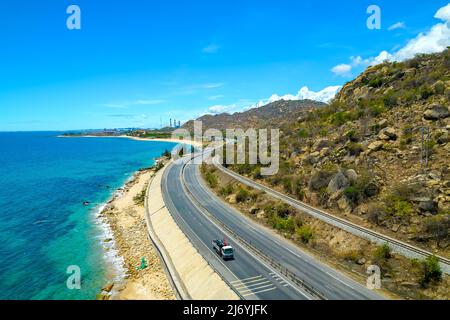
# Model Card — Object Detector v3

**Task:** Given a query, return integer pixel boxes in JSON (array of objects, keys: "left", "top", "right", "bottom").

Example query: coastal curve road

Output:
[
  {"left": 162, "top": 153, "right": 382, "bottom": 300},
  {"left": 162, "top": 156, "right": 312, "bottom": 300}
]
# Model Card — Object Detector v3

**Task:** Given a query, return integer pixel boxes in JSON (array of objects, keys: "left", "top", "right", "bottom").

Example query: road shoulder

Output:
[{"left": 145, "top": 161, "right": 239, "bottom": 300}]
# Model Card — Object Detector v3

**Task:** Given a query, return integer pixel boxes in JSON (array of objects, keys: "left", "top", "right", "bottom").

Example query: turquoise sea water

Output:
[{"left": 0, "top": 132, "right": 176, "bottom": 300}]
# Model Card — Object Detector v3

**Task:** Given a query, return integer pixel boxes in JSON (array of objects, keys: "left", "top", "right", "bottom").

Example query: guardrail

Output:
[
  {"left": 181, "top": 158, "right": 326, "bottom": 300},
  {"left": 163, "top": 159, "right": 245, "bottom": 300},
  {"left": 144, "top": 168, "right": 192, "bottom": 300}
]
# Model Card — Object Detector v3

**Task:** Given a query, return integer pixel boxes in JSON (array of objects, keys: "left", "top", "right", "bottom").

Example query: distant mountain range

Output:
[{"left": 183, "top": 99, "right": 326, "bottom": 131}]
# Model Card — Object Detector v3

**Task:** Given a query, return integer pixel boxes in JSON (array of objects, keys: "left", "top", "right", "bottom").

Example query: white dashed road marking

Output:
[
  {"left": 269, "top": 272, "right": 291, "bottom": 287},
  {"left": 231, "top": 275, "right": 277, "bottom": 297}
]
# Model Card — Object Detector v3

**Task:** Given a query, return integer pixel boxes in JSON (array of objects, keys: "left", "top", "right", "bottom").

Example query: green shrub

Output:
[
  {"left": 296, "top": 225, "right": 314, "bottom": 243},
  {"left": 268, "top": 214, "right": 295, "bottom": 233},
  {"left": 275, "top": 203, "right": 292, "bottom": 218},
  {"left": 368, "top": 77, "right": 383, "bottom": 88},
  {"left": 330, "top": 112, "right": 350, "bottom": 126},
  {"left": 205, "top": 171, "right": 218, "bottom": 188},
  {"left": 434, "top": 82, "right": 446, "bottom": 95},
  {"left": 344, "top": 171, "right": 376, "bottom": 205},
  {"left": 420, "top": 255, "right": 442, "bottom": 287},
  {"left": 424, "top": 139, "right": 436, "bottom": 155},
  {"left": 374, "top": 243, "right": 392, "bottom": 261},
  {"left": 236, "top": 163, "right": 253, "bottom": 175},
  {"left": 236, "top": 187, "right": 250, "bottom": 203},
  {"left": 369, "top": 104, "right": 386, "bottom": 116},
  {"left": 406, "top": 57, "right": 420, "bottom": 69},
  {"left": 383, "top": 91, "right": 398, "bottom": 108},
  {"left": 344, "top": 186, "right": 360, "bottom": 203},
  {"left": 419, "top": 85, "right": 434, "bottom": 100},
  {"left": 219, "top": 184, "right": 234, "bottom": 196},
  {"left": 294, "top": 182, "right": 306, "bottom": 200},
  {"left": 392, "top": 182, "right": 421, "bottom": 200},
  {"left": 347, "top": 142, "right": 364, "bottom": 156},
  {"left": 400, "top": 133, "right": 413, "bottom": 147},
  {"left": 133, "top": 186, "right": 147, "bottom": 206},
  {"left": 282, "top": 176, "right": 293, "bottom": 194},
  {"left": 384, "top": 194, "right": 413, "bottom": 218},
  {"left": 252, "top": 166, "right": 262, "bottom": 179},
  {"left": 153, "top": 161, "right": 165, "bottom": 172},
  {"left": 385, "top": 183, "right": 420, "bottom": 215},
  {"left": 346, "top": 130, "right": 359, "bottom": 142},
  {"left": 298, "top": 128, "right": 309, "bottom": 138}
]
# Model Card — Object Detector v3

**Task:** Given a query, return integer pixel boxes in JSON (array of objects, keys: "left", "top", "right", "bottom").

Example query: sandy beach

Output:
[
  {"left": 97, "top": 167, "right": 175, "bottom": 300},
  {"left": 59, "top": 135, "right": 204, "bottom": 149},
  {"left": 61, "top": 134, "right": 205, "bottom": 299}
]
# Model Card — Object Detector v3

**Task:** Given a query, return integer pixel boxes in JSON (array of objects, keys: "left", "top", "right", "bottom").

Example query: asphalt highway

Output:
[
  {"left": 162, "top": 157, "right": 311, "bottom": 300},
  {"left": 162, "top": 154, "right": 383, "bottom": 300}
]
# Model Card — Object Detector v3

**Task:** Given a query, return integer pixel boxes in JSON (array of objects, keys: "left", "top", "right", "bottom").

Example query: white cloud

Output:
[
  {"left": 350, "top": 56, "right": 365, "bottom": 67},
  {"left": 393, "top": 6, "right": 450, "bottom": 61},
  {"left": 200, "top": 83, "right": 224, "bottom": 89},
  {"left": 102, "top": 99, "right": 166, "bottom": 108},
  {"left": 372, "top": 51, "right": 394, "bottom": 65},
  {"left": 207, "top": 105, "right": 232, "bottom": 114},
  {"left": 332, "top": 3, "right": 450, "bottom": 74},
  {"left": 331, "top": 64, "right": 352, "bottom": 76},
  {"left": 202, "top": 44, "right": 220, "bottom": 54},
  {"left": 388, "top": 22, "right": 406, "bottom": 31},
  {"left": 435, "top": 3, "right": 450, "bottom": 21},
  {"left": 203, "top": 85, "right": 341, "bottom": 116},
  {"left": 259, "top": 86, "right": 342, "bottom": 106},
  {"left": 298, "top": 86, "right": 343, "bottom": 102}
]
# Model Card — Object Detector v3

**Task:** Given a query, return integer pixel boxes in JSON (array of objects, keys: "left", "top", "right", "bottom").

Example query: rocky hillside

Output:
[
  {"left": 226, "top": 49, "right": 450, "bottom": 255},
  {"left": 183, "top": 99, "right": 325, "bottom": 132}
]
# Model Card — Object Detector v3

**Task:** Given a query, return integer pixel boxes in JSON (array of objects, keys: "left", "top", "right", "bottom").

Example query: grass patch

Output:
[{"left": 296, "top": 225, "right": 314, "bottom": 243}]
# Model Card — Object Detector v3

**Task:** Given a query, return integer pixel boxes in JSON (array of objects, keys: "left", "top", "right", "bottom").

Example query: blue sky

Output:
[{"left": 1, "top": 0, "right": 449, "bottom": 131}]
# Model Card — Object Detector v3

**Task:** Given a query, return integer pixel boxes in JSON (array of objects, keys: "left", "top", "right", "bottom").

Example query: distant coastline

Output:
[{"left": 58, "top": 134, "right": 203, "bottom": 148}]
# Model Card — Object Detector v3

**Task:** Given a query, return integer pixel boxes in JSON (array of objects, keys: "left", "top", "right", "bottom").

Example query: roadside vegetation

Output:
[
  {"left": 133, "top": 183, "right": 148, "bottom": 207},
  {"left": 216, "top": 49, "right": 450, "bottom": 260},
  {"left": 200, "top": 164, "right": 449, "bottom": 300}
]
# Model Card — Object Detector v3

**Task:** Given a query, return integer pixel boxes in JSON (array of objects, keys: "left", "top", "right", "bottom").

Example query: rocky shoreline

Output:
[{"left": 96, "top": 164, "right": 175, "bottom": 300}]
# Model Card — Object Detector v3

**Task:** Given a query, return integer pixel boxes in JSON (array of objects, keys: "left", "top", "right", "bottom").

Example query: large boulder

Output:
[
  {"left": 303, "top": 155, "right": 319, "bottom": 165},
  {"left": 368, "top": 141, "right": 384, "bottom": 152},
  {"left": 309, "top": 171, "right": 333, "bottom": 191},
  {"left": 377, "top": 119, "right": 388, "bottom": 128},
  {"left": 344, "top": 169, "right": 358, "bottom": 184},
  {"left": 353, "top": 86, "right": 370, "bottom": 100},
  {"left": 378, "top": 127, "right": 397, "bottom": 141},
  {"left": 424, "top": 105, "right": 450, "bottom": 121},
  {"left": 417, "top": 198, "right": 438, "bottom": 214},
  {"left": 327, "top": 171, "right": 349, "bottom": 194},
  {"left": 437, "top": 129, "right": 449, "bottom": 145},
  {"left": 313, "top": 139, "right": 331, "bottom": 152}
]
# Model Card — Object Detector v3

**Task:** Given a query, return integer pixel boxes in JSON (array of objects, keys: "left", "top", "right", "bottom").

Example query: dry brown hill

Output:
[
  {"left": 183, "top": 99, "right": 326, "bottom": 132},
  {"left": 223, "top": 49, "right": 450, "bottom": 256}
]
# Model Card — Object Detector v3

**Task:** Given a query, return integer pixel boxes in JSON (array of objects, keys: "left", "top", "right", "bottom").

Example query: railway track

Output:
[{"left": 212, "top": 157, "right": 450, "bottom": 274}]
